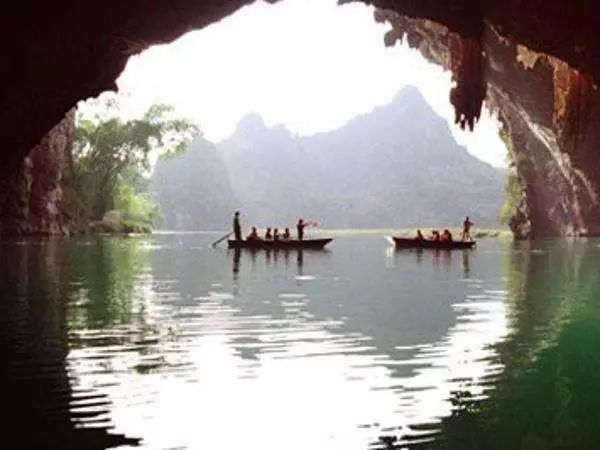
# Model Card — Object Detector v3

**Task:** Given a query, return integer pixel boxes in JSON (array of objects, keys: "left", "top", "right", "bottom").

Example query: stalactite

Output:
[
  {"left": 553, "top": 61, "right": 593, "bottom": 155},
  {"left": 448, "top": 35, "right": 486, "bottom": 131},
  {"left": 377, "top": 10, "right": 487, "bottom": 133}
]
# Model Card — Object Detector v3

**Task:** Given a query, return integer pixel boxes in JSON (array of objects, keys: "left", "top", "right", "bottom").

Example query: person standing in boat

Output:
[
  {"left": 462, "top": 216, "right": 473, "bottom": 241},
  {"left": 297, "top": 219, "right": 307, "bottom": 241},
  {"left": 233, "top": 211, "right": 242, "bottom": 241}
]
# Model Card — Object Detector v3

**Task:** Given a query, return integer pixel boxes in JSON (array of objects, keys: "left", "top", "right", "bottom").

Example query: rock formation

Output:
[
  {"left": 212, "top": 88, "right": 505, "bottom": 229},
  {"left": 0, "top": 110, "right": 74, "bottom": 236},
  {"left": 3, "top": 1, "right": 600, "bottom": 236},
  {"left": 376, "top": 11, "right": 600, "bottom": 238}
]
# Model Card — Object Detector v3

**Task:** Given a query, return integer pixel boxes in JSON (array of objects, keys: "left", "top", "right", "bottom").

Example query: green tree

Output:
[
  {"left": 68, "top": 98, "right": 199, "bottom": 227},
  {"left": 114, "top": 184, "right": 160, "bottom": 225}
]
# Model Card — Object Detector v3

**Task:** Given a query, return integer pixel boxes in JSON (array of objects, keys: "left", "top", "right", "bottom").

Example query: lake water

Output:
[{"left": 2, "top": 234, "right": 600, "bottom": 449}]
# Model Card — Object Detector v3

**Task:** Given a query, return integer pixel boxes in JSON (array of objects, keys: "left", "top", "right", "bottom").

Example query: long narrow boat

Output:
[
  {"left": 391, "top": 236, "right": 475, "bottom": 250},
  {"left": 228, "top": 238, "right": 333, "bottom": 250}
]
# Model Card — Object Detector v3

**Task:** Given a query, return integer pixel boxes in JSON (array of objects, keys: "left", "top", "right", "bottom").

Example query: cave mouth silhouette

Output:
[
  {"left": 6, "top": 0, "right": 600, "bottom": 163},
  {"left": 4, "top": 0, "right": 600, "bottom": 238}
]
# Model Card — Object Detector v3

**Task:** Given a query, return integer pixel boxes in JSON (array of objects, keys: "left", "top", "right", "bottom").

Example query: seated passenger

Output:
[
  {"left": 415, "top": 229, "right": 425, "bottom": 241},
  {"left": 265, "top": 227, "right": 273, "bottom": 240},
  {"left": 273, "top": 228, "right": 280, "bottom": 241},
  {"left": 430, "top": 229, "right": 440, "bottom": 241},
  {"left": 282, "top": 228, "right": 291, "bottom": 240},
  {"left": 246, "top": 227, "right": 260, "bottom": 240},
  {"left": 441, "top": 229, "right": 453, "bottom": 242}
]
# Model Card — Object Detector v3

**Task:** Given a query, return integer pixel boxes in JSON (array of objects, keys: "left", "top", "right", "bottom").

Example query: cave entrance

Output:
[{"left": 74, "top": 0, "right": 509, "bottom": 234}]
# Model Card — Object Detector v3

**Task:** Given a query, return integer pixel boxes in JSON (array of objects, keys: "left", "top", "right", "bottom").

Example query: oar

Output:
[{"left": 211, "top": 231, "right": 233, "bottom": 247}]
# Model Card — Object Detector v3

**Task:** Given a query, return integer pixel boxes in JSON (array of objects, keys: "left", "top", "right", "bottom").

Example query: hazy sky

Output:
[{"left": 100, "top": 0, "right": 506, "bottom": 167}]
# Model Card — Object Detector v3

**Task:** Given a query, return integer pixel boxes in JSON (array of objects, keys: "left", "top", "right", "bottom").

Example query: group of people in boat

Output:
[
  {"left": 233, "top": 211, "right": 313, "bottom": 242},
  {"left": 234, "top": 211, "right": 474, "bottom": 244},
  {"left": 414, "top": 216, "right": 474, "bottom": 242},
  {"left": 246, "top": 226, "right": 293, "bottom": 241}
]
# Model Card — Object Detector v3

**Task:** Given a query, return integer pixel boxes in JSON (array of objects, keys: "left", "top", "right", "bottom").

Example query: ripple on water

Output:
[{"left": 1, "top": 236, "right": 527, "bottom": 449}]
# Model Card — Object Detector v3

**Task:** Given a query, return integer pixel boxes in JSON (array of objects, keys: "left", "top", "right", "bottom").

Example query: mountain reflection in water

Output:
[{"left": 1, "top": 235, "right": 600, "bottom": 449}]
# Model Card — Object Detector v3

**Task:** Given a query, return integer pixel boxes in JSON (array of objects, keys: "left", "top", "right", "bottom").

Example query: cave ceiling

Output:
[{"left": 3, "top": 0, "right": 600, "bottom": 165}]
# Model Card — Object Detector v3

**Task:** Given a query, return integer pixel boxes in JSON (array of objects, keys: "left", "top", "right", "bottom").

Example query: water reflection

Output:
[
  {"left": 231, "top": 247, "right": 306, "bottom": 275},
  {"left": 425, "top": 239, "right": 600, "bottom": 450},
  {"left": 297, "top": 248, "right": 304, "bottom": 272},
  {"left": 0, "top": 238, "right": 140, "bottom": 448},
  {"left": 232, "top": 247, "right": 241, "bottom": 279},
  {"left": 2, "top": 236, "right": 600, "bottom": 449},
  {"left": 388, "top": 246, "right": 472, "bottom": 279},
  {"left": 462, "top": 250, "right": 470, "bottom": 279}
]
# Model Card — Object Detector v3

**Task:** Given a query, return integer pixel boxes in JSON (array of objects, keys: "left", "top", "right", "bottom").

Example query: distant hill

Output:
[
  {"left": 151, "top": 86, "right": 506, "bottom": 230},
  {"left": 149, "top": 137, "right": 236, "bottom": 230}
]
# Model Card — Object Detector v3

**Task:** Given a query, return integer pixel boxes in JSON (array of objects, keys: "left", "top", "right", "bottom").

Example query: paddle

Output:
[{"left": 211, "top": 231, "right": 233, "bottom": 247}]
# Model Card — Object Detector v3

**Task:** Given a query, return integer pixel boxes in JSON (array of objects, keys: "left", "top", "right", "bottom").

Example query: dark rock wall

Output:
[
  {"left": 365, "top": 0, "right": 600, "bottom": 83},
  {"left": 0, "top": 110, "right": 74, "bottom": 236},
  {"left": 488, "top": 56, "right": 600, "bottom": 238},
  {"left": 377, "top": 11, "right": 600, "bottom": 237}
]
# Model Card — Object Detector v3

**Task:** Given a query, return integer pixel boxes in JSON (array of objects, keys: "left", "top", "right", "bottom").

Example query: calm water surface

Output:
[{"left": 1, "top": 234, "right": 600, "bottom": 449}]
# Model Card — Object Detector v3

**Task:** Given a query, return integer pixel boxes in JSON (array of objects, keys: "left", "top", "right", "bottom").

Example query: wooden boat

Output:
[
  {"left": 391, "top": 236, "right": 476, "bottom": 250},
  {"left": 228, "top": 238, "right": 333, "bottom": 250}
]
